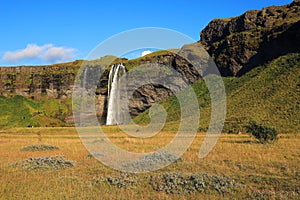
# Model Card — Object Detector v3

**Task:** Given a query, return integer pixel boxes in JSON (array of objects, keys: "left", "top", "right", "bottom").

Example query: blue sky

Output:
[{"left": 0, "top": 0, "right": 292, "bottom": 66}]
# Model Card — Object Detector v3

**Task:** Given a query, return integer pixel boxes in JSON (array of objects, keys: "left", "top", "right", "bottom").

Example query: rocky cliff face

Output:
[
  {"left": 0, "top": 61, "right": 83, "bottom": 100},
  {"left": 0, "top": 51, "right": 203, "bottom": 125},
  {"left": 97, "top": 51, "right": 203, "bottom": 121},
  {"left": 200, "top": 0, "right": 300, "bottom": 76}
]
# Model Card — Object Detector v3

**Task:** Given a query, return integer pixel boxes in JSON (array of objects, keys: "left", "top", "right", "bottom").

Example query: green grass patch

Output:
[{"left": 0, "top": 95, "right": 72, "bottom": 128}]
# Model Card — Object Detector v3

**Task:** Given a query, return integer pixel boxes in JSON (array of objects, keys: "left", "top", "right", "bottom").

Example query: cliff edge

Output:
[{"left": 200, "top": 0, "right": 300, "bottom": 76}]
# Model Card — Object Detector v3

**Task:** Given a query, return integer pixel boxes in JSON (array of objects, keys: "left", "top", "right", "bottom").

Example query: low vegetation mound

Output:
[
  {"left": 20, "top": 144, "right": 59, "bottom": 151},
  {"left": 121, "top": 149, "right": 182, "bottom": 172},
  {"left": 150, "top": 172, "right": 243, "bottom": 194},
  {"left": 92, "top": 172, "right": 242, "bottom": 195},
  {"left": 92, "top": 173, "right": 139, "bottom": 188},
  {"left": 18, "top": 156, "right": 75, "bottom": 170}
]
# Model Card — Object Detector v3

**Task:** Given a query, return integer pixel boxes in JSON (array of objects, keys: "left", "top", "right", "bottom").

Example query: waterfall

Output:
[
  {"left": 106, "top": 64, "right": 126, "bottom": 125},
  {"left": 83, "top": 67, "right": 88, "bottom": 89}
]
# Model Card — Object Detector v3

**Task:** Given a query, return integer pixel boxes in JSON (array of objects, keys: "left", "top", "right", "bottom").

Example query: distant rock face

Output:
[
  {"left": 0, "top": 64, "right": 79, "bottom": 100},
  {"left": 200, "top": 0, "right": 300, "bottom": 76},
  {"left": 0, "top": 57, "right": 115, "bottom": 101}
]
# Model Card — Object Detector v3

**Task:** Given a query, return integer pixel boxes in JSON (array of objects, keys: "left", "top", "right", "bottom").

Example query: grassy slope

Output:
[
  {"left": 135, "top": 53, "right": 300, "bottom": 133},
  {"left": 0, "top": 96, "right": 72, "bottom": 128}
]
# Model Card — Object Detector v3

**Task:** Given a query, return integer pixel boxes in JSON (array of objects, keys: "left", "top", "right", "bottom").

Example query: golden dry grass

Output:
[{"left": 0, "top": 127, "right": 299, "bottom": 199}]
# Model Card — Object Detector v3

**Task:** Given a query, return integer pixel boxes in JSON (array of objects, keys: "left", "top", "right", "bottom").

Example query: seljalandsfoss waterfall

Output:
[{"left": 106, "top": 64, "right": 126, "bottom": 125}]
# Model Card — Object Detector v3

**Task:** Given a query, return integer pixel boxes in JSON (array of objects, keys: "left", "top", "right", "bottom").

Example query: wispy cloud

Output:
[
  {"left": 2, "top": 44, "right": 76, "bottom": 64},
  {"left": 141, "top": 50, "right": 152, "bottom": 57}
]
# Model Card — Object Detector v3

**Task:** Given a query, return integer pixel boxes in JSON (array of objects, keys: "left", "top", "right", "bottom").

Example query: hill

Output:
[{"left": 134, "top": 53, "right": 300, "bottom": 133}]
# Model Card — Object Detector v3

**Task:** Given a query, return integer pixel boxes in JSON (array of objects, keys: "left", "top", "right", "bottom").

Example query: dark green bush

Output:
[{"left": 244, "top": 120, "right": 278, "bottom": 143}]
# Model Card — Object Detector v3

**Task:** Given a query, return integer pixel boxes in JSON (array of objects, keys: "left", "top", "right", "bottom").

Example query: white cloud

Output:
[
  {"left": 2, "top": 44, "right": 76, "bottom": 63},
  {"left": 40, "top": 46, "right": 75, "bottom": 63},
  {"left": 141, "top": 50, "right": 152, "bottom": 57}
]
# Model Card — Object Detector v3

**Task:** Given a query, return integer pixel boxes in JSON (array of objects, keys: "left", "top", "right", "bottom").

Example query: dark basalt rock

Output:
[{"left": 200, "top": 0, "right": 300, "bottom": 76}]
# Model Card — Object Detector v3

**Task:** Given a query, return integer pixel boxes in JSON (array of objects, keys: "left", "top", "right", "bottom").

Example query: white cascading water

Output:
[
  {"left": 81, "top": 67, "right": 89, "bottom": 116},
  {"left": 106, "top": 64, "right": 126, "bottom": 125},
  {"left": 83, "top": 67, "right": 88, "bottom": 89}
]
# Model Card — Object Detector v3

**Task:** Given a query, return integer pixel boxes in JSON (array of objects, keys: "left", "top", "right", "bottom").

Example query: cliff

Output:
[
  {"left": 200, "top": 0, "right": 300, "bottom": 76},
  {"left": 0, "top": 51, "right": 203, "bottom": 126},
  {"left": 94, "top": 50, "right": 204, "bottom": 124},
  {"left": 0, "top": 62, "right": 80, "bottom": 100}
]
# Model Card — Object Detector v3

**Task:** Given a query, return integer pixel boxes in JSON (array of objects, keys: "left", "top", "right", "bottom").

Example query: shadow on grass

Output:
[{"left": 223, "top": 140, "right": 260, "bottom": 144}]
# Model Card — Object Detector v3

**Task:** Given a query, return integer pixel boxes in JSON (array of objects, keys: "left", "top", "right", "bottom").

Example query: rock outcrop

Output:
[{"left": 200, "top": 0, "right": 300, "bottom": 76}]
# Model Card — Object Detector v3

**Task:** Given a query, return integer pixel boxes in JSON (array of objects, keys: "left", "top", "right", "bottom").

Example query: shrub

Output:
[{"left": 244, "top": 120, "right": 278, "bottom": 143}]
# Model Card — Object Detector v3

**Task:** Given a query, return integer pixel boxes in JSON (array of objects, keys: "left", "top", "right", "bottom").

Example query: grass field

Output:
[{"left": 0, "top": 127, "right": 299, "bottom": 199}]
